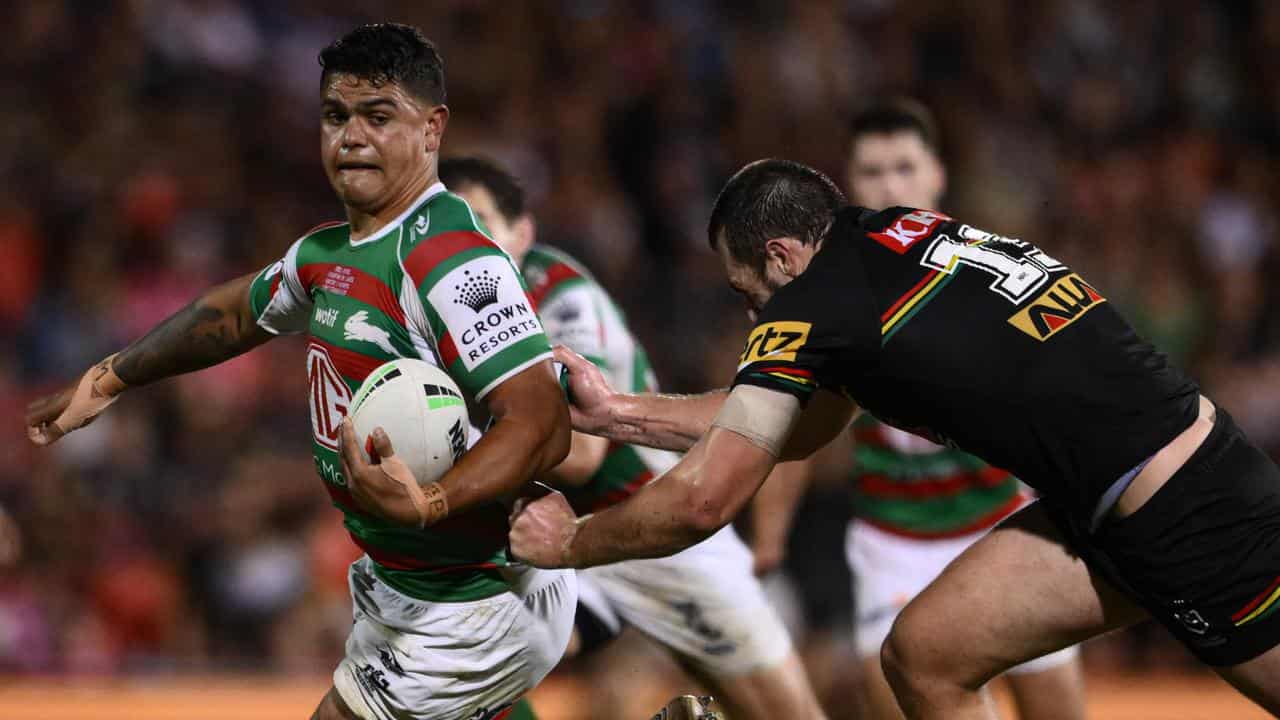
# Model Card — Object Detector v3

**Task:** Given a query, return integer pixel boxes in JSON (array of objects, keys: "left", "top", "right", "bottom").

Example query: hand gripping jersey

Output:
[
  {"left": 734, "top": 206, "right": 1201, "bottom": 527},
  {"left": 520, "top": 245, "right": 679, "bottom": 513},
  {"left": 247, "top": 183, "right": 552, "bottom": 602}
]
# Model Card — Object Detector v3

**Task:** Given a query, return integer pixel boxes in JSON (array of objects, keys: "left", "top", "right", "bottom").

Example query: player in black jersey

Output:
[{"left": 509, "top": 158, "right": 1280, "bottom": 718}]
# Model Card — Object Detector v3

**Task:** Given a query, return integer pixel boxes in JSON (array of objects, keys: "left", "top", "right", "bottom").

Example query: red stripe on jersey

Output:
[
  {"left": 403, "top": 230, "right": 496, "bottom": 288},
  {"left": 862, "top": 492, "right": 1027, "bottom": 539},
  {"left": 857, "top": 469, "right": 1013, "bottom": 500},
  {"left": 437, "top": 331, "right": 460, "bottom": 367},
  {"left": 310, "top": 336, "right": 384, "bottom": 382},
  {"left": 349, "top": 533, "right": 500, "bottom": 573},
  {"left": 530, "top": 262, "right": 583, "bottom": 307},
  {"left": 882, "top": 269, "right": 940, "bottom": 323},
  {"left": 590, "top": 470, "right": 656, "bottom": 512},
  {"left": 297, "top": 263, "right": 407, "bottom": 327}
]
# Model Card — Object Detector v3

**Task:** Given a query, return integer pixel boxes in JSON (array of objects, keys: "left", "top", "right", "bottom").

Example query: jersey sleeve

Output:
[
  {"left": 731, "top": 246, "right": 879, "bottom": 405},
  {"left": 539, "top": 281, "right": 608, "bottom": 367},
  {"left": 404, "top": 231, "right": 552, "bottom": 400},
  {"left": 248, "top": 237, "right": 311, "bottom": 335}
]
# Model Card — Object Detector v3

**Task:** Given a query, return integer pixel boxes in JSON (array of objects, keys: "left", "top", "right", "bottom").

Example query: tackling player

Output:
[
  {"left": 438, "top": 156, "right": 826, "bottom": 720},
  {"left": 829, "top": 99, "right": 1082, "bottom": 720},
  {"left": 510, "top": 158, "right": 1280, "bottom": 719},
  {"left": 26, "top": 24, "right": 574, "bottom": 720}
]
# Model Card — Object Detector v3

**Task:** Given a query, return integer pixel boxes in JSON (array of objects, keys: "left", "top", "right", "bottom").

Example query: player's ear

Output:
[
  {"left": 763, "top": 237, "right": 797, "bottom": 277},
  {"left": 424, "top": 105, "right": 449, "bottom": 153}
]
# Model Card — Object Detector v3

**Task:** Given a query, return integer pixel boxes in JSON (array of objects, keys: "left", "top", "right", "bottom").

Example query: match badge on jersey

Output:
[
  {"left": 738, "top": 321, "right": 812, "bottom": 370},
  {"left": 651, "top": 695, "right": 722, "bottom": 720}
]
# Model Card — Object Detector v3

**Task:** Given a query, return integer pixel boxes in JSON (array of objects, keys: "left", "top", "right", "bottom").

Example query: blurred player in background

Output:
[
  {"left": 765, "top": 99, "right": 1086, "bottom": 720},
  {"left": 439, "top": 156, "right": 827, "bottom": 720},
  {"left": 26, "top": 24, "right": 574, "bottom": 720}
]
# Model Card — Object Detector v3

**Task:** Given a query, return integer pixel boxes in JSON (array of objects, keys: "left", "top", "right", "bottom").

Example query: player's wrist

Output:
[
  {"left": 403, "top": 480, "right": 449, "bottom": 529},
  {"left": 563, "top": 513, "right": 590, "bottom": 569},
  {"left": 92, "top": 354, "right": 128, "bottom": 398}
]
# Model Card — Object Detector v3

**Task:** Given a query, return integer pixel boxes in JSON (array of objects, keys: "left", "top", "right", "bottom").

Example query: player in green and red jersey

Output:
[
  {"left": 440, "top": 156, "right": 826, "bottom": 720},
  {"left": 835, "top": 100, "right": 1082, "bottom": 720},
  {"left": 26, "top": 25, "right": 572, "bottom": 720}
]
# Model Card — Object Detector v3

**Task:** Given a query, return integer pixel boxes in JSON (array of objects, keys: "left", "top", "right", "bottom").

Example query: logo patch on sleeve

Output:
[
  {"left": 1007, "top": 273, "right": 1106, "bottom": 341},
  {"left": 428, "top": 254, "right": 544, "bottom": 371},
  {"left": 869, "top": 210, "right": 951, "bottom": 254},
  {"left": 738, "top": 321, "right": 812, "bottom": 370}
]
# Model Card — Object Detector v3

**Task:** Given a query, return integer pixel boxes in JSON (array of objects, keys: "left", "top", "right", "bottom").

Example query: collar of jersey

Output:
[{"left": 349, "top": 181, "right": 446, "bottom": 247}]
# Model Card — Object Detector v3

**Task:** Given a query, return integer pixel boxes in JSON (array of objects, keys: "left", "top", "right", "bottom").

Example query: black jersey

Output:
[{"left": 733, "top": 205, "right": 1201, "bottom": 526}]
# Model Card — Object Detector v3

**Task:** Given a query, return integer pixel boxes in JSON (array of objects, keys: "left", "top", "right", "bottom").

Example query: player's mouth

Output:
[{"left": 337, "top": 161, "right": 380, "bottom": 172}]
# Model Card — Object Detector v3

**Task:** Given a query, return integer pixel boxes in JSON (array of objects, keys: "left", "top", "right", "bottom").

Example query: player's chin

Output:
[{"left": 333, "top": 177, "right": 386, "bottom": 208}]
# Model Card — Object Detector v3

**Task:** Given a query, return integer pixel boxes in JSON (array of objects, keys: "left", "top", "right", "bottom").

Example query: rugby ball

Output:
[{"left": 348, "top": 359, "right": 469, "bottom": 486}]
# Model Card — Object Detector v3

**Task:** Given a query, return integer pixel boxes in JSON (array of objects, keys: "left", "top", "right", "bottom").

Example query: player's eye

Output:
[
  {"left": 896, "top": 162, "right": 916, "bottom": 175},
  {"left": 369, "top": 114, "right": 390, "bottom": 126},
  {"left": 324, "top": 111, "right": 347, "bottom": 125}
]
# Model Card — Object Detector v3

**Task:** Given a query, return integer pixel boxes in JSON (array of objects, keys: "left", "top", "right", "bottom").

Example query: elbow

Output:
[{"left": 682, "top": 486, "right": 734, "bottom": 536}]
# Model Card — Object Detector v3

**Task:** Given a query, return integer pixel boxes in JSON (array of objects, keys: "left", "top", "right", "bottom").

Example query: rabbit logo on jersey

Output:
[{"left": 428, "top": 254, "right": 543, "bottom": 371}]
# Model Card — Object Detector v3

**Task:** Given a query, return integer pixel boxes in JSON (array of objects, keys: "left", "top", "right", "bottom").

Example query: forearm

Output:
[
  {"left": 750, "top": 460, "right": 811, "bottom": 550},
  {"left": 565, "top": 426, "right": 773, "bottom": 567},
  {"left": 597, "top": 389, "right": 728, "bottom": 452},
  {"left": 544, "top": 431, "right": 609, "bottom": 487},
  {"left": 439, "top": 407, "right": 571, "bottom": 517},
  {"left": 113, "top": 273, "right": 272, "bottom": 386}
]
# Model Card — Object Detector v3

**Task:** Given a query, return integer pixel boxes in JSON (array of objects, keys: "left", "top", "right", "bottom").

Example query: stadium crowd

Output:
[{"left": 4, "top": 0, "right": 1280, "bottom": 707}]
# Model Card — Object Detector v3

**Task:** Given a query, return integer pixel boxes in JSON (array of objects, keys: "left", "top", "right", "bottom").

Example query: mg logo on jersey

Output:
[
  {"left": 869, "top": 210, "right": 951, "bottom": 254},
  {"left": 308, "top": 343, "right": 352, "bottom": 451},
  {"left": 344, "top": 310, "right": 397, "bottom": 355},
  {"left": 738, "top": 321, "right": 812, "bottom": 370},
  {"left": 1007, "top": 273, "right": 1106, "bottom": 341}
]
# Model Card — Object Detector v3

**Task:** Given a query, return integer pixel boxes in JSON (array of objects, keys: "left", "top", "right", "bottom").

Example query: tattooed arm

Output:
[{"left": 26, "top": 272, "right": 273, "bottom": 445}]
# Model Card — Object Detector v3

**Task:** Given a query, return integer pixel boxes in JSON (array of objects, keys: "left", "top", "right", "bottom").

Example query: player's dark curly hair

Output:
[
  {"left": 439, "top": 156, "right": 526, "bottom": 222},
  {"left": 319, "top": 24, "right": 446, "bottom": 105},
  {"left": 708, "top": 159, "right": 845, "bottom": 274}
]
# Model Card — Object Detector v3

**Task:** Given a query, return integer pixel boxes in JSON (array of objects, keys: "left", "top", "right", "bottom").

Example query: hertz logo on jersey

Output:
[
  {"left": 739, "top": 321, "right": 812, "bottom": 370},
  {"left": 1007, "top": 273, "right": 1106, "bottom": 341}
]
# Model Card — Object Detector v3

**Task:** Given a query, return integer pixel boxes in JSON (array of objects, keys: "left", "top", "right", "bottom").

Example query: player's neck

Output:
[{"left": 347, "top": 171, "right": 437, "bottom": 240}]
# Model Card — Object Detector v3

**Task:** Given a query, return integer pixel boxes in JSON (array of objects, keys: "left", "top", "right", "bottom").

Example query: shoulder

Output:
[
  {"left": 522, "top": 244, "right": 597, "bottom": 305},
  {"left": 400, "top": 192, "right": 507, "bottom": 287}
]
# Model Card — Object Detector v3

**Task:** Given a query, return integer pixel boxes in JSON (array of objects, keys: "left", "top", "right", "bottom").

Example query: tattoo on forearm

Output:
[{"left": 114, "top": 302, "right": 244, "bottom": 386}]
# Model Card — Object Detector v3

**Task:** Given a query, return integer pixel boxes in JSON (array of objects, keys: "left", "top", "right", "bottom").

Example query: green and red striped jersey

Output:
[
  {"left": 520, "top": 245, "right": 678, "bottom": 513},
  {"left": 247, "top": 182, "right": 552, "bottom": 602},
  {"left": 849, "top": 415, "right": 1024, "bottom": 538}
]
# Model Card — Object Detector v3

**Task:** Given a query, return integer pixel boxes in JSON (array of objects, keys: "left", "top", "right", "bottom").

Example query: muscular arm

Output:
[
  {"left": 590, "top": 389, "right": 728, "bottom": 452},
  {"left": 113, "top": 272, "right": 273, "bottom": 386},
  {"left": 436, "top": 361, "right": 571, "bottom": 516},
  {"left": 544, "top": 430, "right": 611, "bottom": 487}
]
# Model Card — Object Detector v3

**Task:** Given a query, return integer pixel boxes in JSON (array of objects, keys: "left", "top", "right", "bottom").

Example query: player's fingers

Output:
[
  {"left": 24, "top": 389, "right": 72, "bottom": 427},
  {"left": 552, "top": 345, "right": 590, "bottom": 373},
  {"left": 509, "top": 497, "right": 528, "bottom": 524},
  {"left": 370, "top": 427, "right": 397, "bottom": 461},
  {"left": 27, "top": 421, "right": 65, "bottom": 447},
  {"left": 338, "top": 418, "right": 366, "bottom": 468}
]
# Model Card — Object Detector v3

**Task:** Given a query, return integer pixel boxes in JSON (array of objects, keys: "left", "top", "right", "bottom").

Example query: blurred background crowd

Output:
[{"left": 4, "top": 0, "right": 1280, "bottom": 713}]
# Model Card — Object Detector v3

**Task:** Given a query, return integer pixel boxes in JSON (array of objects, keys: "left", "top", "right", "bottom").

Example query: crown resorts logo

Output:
[{"left": 454, "top": 269, "right": 501, "bottom": 312}]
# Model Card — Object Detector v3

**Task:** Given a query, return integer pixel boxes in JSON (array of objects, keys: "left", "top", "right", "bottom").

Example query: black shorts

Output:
[{"left": 1048, "top": 407, "right": 1280, "bottom": 666}]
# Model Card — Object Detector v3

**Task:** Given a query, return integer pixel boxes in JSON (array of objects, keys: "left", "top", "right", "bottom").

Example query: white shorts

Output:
[
  {"left": 334, "top": 556, "right": 577, "bottom": 720},
  {"left": 847, "top": 519, "right": 1078, "bottom": 675},
  {"left": 579, "top": 525, "right": 793, "bottom": 677}
]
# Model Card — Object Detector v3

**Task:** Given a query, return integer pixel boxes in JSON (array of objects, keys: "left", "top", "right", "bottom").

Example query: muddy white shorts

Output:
[
  {"left": 334, "top": 556, "right": 577, "bottom": 720},
  {"left": 848, "top": 519, "right": 1077, "bottom": 674},
  {"left": 578, "top": 525, "right": 793, "bottom": 677}
]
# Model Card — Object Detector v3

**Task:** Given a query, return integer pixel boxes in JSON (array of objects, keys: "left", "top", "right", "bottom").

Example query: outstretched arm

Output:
[
  {"left": 26, "top": 272, "right": 272, "bottom": 445},
  {"left": 554, "top": 345, "right": 725, "bottom": 452}
]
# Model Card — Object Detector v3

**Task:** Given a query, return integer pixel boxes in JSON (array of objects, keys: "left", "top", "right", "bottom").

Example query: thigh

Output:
[{"left": 889, "top": 500, "right": 1146, "bottom": 687}]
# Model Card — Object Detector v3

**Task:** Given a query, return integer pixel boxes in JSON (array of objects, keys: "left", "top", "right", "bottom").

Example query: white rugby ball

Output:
[{"left": 348, "top": 359, "right": 469, "bottom": 486}]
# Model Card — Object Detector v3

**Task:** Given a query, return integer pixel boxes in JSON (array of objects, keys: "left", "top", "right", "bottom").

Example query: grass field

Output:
[{"left": 0, "top": 672, "right": 1268, "bottom": 719}]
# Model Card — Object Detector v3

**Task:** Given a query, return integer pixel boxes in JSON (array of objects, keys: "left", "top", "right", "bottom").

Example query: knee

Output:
[{"left": 880, "top": 610, "right": 970, "bottom": 703}]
